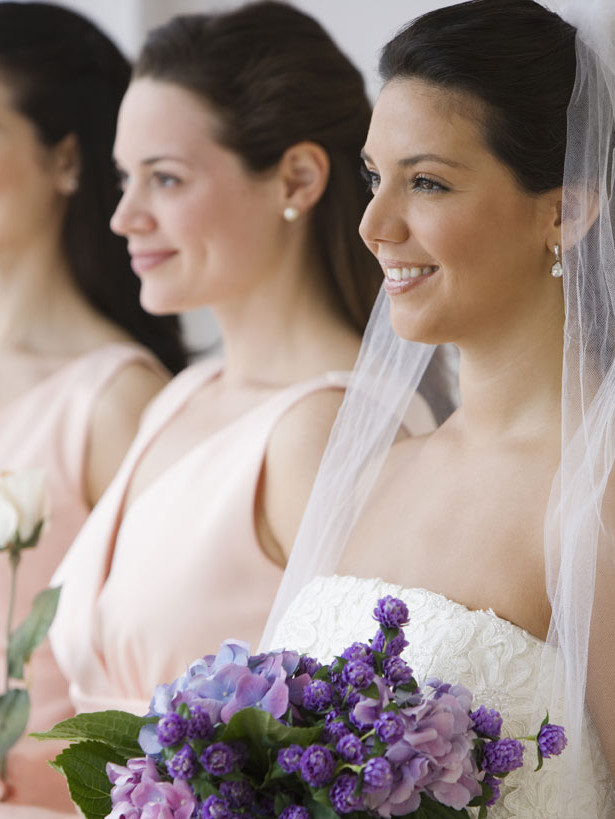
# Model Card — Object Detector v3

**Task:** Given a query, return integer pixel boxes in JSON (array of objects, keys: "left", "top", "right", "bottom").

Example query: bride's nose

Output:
[{"left": 359, "top": 191, "right": 409, "bottom": 249}]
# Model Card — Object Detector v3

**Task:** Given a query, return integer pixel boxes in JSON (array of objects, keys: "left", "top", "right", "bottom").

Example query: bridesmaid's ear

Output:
[
  {"left": 278, "top": 141, "right": 330, "bottom": 217},
  {"left": 52, "top": 132, "right": 81, "bottom": 197}
]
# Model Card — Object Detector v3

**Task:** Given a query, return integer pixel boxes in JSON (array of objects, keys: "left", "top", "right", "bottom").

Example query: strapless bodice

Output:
[{"left": 272, "top": 575, "right": 615, "bottom": 818}]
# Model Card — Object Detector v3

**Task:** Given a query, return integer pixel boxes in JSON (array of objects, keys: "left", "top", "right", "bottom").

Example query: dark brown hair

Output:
[
  {"left": 0, "top": 2, "right": 187, "bottom": 372},
  {"left": 134, "top": 0, "right": 381, "bottom": 334}
]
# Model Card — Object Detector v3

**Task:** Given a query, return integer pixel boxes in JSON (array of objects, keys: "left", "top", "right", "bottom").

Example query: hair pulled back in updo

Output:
[
  {"left": 380, "top": 0, "right": 577, "bottom": 194},
  {"left": 0, "top": 2, "right": 187, "bottom": 373},
  {"left": 134, "top": 0, "right": 381, "bottom": 335}
]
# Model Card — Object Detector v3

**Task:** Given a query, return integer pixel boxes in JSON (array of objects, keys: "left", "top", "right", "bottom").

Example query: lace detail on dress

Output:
[{"left": 273, "top": 575, "right": 615, "bottom": 818}]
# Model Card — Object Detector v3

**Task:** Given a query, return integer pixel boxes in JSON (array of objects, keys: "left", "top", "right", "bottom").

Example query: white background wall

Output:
[{"left": 46, "top": 0, "right": 458, "bottom": 351}]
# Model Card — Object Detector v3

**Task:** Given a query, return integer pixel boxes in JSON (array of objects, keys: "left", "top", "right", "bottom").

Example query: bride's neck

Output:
[{"left": 456, "top": 303, "right": 564, "bottom": 443}]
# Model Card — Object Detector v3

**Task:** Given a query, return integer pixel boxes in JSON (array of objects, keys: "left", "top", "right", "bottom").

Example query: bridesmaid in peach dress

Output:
[
  {"left": 0, "top": 3, "right": 188, "bottom": 812},
  {"left": 47, "top": 7, "right": 447, "bottom": 813}
]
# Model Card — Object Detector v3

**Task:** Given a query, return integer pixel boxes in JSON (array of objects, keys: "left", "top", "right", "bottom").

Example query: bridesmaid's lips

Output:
[{"left": 129, "top": 251, "right": 177, "bottom": 274}]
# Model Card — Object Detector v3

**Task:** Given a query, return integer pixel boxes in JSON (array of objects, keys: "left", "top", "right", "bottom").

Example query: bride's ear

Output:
[{"left": 546, "top": 184, "right": 601, "bottom": 250}]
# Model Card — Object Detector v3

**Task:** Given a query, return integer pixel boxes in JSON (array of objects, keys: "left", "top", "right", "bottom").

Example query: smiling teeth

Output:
[{"left": 386, "top": 266, "right": 437, "bottom": 281}]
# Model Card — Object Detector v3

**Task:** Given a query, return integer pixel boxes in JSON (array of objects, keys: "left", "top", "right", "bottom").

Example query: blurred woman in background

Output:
[{"left": 0, "top": 2, "right": 186, "bottom": 810}]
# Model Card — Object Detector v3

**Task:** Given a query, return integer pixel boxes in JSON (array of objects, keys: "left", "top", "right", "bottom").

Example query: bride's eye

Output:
[
  {"left": 360, "top": 163, "right": 380, "bottom": 193},
  {"left": 412, "top": 175, "right": 448, "bottom": 193}
]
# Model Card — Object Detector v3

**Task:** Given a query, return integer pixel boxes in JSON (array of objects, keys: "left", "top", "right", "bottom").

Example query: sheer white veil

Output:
[{"left": 261, "top": 0, "right": 615, "bottom": 812}]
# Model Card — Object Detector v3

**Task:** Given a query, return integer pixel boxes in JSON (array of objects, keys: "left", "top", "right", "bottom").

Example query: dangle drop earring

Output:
[{"left": 551, "top": 243, "right": 564, "bottom": 278}]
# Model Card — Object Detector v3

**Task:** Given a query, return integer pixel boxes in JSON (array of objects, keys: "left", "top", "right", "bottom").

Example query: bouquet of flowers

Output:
[{"left": 36, "top": 596, "right": 566, "bottom": 818}]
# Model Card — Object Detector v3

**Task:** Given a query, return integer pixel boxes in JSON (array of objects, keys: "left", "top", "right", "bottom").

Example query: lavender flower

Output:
[
  {"left": 329, "top": 773, "right": 363, "bottom": 814},
  {"left": 200, "top": 742, "right": 236, "bottom": 776},
  {"left": 341, "top": 642, "right": 373, "bottom": 664},
  {"left": 375, "top": 711, "right": 405, "bottom": 744},
  {"left": 363, "top": 756, "right": 394, "bottom": 792},
  {"left": 302, "top": 679, "right": 334, "bottom": 712},
  {"left": 166, "top": 744, "right": 197, "bottom": 780},
  {"left": 297, "top": 655, "right": 322, "bottom": 677},
  {"left": 156, "top": 712, "right": 188, "bottom": 747},
  {"left": 186, "top": 705, "right": 214, "bottom": 740},
  {"left": 382, "top": 656, "right": 414, "bottom": 687},
  {"left": 201, "top": 794, "right": 233, "bottom": 818},
  {"left": 336, "top": 733, "right": 366, "bottom": 763},
  {"left": 219, "top": 779, "right": 255, "bottom": 808},
  {"left": 277, "top": 744, "right": 304, "bottom": 774},
  {"left": 279, "top": 807, "right": 310, "bottom": 819},
  {"left": 373, "top": 596, "right": 410, "bottom": 629},
  {"left": 471, "top": 705, "right": 503, "bottom": 739},
  {"left": 108, "top": 757, "right": 197, "bottom": 819},
  {"left": 323, "top": 710, "right": 350, "bottom": 742},
  {"left": 371, "top": 628, "right": 409, "bottom": 656},
  {"left": 484, "top": 774, "right": 502, "bottom": 806},
  {"left": 537, "top": 724, "right": 567, "bottom": 758},
  {"left": 483, "top": 738, "right": 525, "bottom": 773},
  {"left": 299, "top": 744, "right": 336, "bottom": 787},
  {"left": 342, "top": 660, "right": 374, "bottom": 690}
]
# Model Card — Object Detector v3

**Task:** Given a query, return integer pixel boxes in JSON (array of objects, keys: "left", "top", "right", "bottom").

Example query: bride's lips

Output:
[
  {"left": 129, "top": 250, "right": 177, "bottom": 274},
  {"left": 380, "top": 259, "right": 439, "bottom": 295}
]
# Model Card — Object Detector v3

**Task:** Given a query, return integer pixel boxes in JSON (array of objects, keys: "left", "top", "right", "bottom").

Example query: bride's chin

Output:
[{"left": 389, "top": 310, "right": 446, "bottom": 346}]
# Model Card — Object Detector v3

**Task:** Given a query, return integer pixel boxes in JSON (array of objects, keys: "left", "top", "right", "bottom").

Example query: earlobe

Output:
[
  {"left": 54, "top": 133, "right": 81, "bottom": 196},
  {"left": 279, "top": 141, "right": 330, "bottom": 217}
]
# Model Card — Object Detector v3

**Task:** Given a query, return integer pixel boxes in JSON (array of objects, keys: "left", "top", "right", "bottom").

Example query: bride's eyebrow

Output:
[{"left": 360, "top": 148, "right": 470, "bottom": 171}]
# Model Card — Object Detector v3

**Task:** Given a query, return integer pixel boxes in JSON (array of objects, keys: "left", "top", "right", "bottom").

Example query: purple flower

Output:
[
  {"left": 329, "top": 773, "right": 363, "bottom": 814},
  {"left": 186, "top": 705, "right": 214, "bottom": 740},
  {"left": 537, "top": 723, "right": 567, "bottom": 758},
  {"left": 299, "top": 744, "right": 336, "bottom": 787},
  {"left": 201, "top": 794, "right": 233, "bottom": 818},
  {"left": 363, "top": 756, "right": 394, "bottom": 792},
  {"left": 382, "top": 656, "right": 414, "bottom": 687},
  {"left": 156, "top": 712, "right": 187, "bottom": 747},
  {"left": 484, "top": 774, "right": 502, "bottom": 806},
  {"left": 297, "top": 655, "right": 322, "bottom": 677},
  {"left": 371, "top": 628, "right": 408, "bottom": 656},
  {"left": 302, "top": 679, "right": 334, "bottom": 712},
  {"left": 219, "top": 779, "right": 254, "bottom": 808},
  {"left": 323, "top": 711, "right": 350, "bottom": 742},
  {"left": 201, "top": 742, "right": 236, "bottom": 776},
  {"left": 483, "top": 738, "right": 525, "bottom": 773},
  {"left": 279, "top": 807, "right": 310, "bottom": 819},
  {"left": 375, "top": 711, "right": 405, "bottom": 744},
  {"left": 341, "top": 642, "right": 373, "bottom": 664},
  {"left": 220, "top": 669, "right": 289, "bottom": 721},
  {"left": 373, "top": 596, "right": 410, "bottom": 629},
  {"left": 166, "top": 744, "right": 197, "bottom": 780},
  {"left": 336, "top": 733, "right": 366, "bottom": 764},
  {"left": 342, "top": 660, "right": 374, "bottom": 690},
  {"left": 471, "top": 705, "right": 503, "bottom": 739},
  {"left": 108, "top": 757, "right": 197, "bottom": 819},
  {"left": 277, "top": 744, "right": 304, "bottom": 773}
]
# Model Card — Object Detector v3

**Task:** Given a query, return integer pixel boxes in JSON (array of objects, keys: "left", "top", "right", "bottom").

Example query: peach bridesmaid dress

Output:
[
  {"left": 0, "top": 343, "right": 164, "bottom": 810},
  {"left": 50, "top": 359, "right": 348, "bottom": 723}
]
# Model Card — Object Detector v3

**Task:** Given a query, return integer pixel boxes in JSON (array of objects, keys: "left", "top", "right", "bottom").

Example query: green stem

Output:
[
  {"left": 0, "top": 543, "right": 19, "bottom": 783},
  {"left": 4, "top": 546, "right": 20, "bottom": 693}
]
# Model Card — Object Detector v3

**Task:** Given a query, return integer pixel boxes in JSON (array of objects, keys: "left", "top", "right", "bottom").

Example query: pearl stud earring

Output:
[
  {"left": 283, "top": 206, "right": 300, "bottom": 222},
  {"left": 551, "top": 243, "right": 564, "bottom": 278}
]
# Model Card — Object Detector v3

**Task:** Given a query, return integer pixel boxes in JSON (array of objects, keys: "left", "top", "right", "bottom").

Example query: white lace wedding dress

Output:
[{"left": 272, "top": 575, "right": 615, "bottom": 818}]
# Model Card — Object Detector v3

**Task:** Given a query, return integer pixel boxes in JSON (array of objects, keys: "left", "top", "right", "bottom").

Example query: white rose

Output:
[{"left": 0, "top": 469, "right": 47, "bottom": 548}]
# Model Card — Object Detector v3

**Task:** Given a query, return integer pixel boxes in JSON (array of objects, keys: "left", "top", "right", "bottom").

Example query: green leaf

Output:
[
  {"left": 50, "top": 740, "right": 125, "bottom": 819},
  {"left": 411, "top": 795, "right": 470, "bottom": 817},
  {"left": 220, "top": 707, "right": 322, "bottom": 771},
  {"left": 31, "top": 709, "right": 155, "bottom": 759},
  {"left": 8, "top": 586, "right": 61, "bottom": 679},
  {"left": 360, "top": 682, "right": 380, "bottom": 699},
  {"left": 0, "top": 689, "right": 30, "bottom": 757}
]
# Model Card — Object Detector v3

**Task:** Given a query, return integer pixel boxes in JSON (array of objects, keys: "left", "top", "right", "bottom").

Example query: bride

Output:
[{"left": 266, "top": 0, "right": 615, "bottom": 815}]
